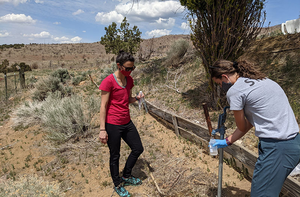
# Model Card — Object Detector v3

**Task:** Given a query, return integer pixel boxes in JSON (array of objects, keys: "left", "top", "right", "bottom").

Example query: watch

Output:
[{"left": 225, "top": 137, "right": 232, "bottom": 146}]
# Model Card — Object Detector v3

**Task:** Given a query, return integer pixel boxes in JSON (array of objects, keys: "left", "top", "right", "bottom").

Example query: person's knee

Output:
[
  {"left": 110, "top": 153, "right": 120, "bottom": 162},
  {"left": 133, "top": 146, "right": 144, "bottom": 156}
]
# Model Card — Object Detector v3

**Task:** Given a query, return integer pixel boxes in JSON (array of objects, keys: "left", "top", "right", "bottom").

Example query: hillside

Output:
[{"left": 1, "top": 31, "right": 300, "bottom": 197}]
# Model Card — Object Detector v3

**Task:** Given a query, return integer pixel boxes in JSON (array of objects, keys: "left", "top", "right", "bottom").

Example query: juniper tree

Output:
[
  {"left": 100, "top": 17, "right": 142, "bottom": 55},
  {"left": 180, "top": 0, "right": 266, "bottom": 106}
]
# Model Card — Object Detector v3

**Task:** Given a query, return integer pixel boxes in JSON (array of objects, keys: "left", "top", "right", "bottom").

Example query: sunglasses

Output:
[{"left": 122, "top": 65, "right": 136, "bottom": 71}]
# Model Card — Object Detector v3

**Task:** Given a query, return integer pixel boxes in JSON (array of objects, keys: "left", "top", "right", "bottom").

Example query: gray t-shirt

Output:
[{"left": 227, "top": 77, "right": 299, "bottom": 139}]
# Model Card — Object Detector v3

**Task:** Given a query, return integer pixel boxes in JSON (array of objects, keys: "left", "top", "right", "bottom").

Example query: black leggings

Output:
[{"left": 106, "top": 120, "right": 144, "bottom": 187}]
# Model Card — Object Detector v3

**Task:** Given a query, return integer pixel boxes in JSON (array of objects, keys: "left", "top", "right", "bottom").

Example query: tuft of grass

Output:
[{"left": 0, "top": 175, "right": 64, "bottom": 197}]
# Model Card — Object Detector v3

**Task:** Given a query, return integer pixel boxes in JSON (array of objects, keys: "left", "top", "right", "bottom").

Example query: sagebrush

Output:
[{"left": 14, "top": 92, "right": 100, "bottom": 143}]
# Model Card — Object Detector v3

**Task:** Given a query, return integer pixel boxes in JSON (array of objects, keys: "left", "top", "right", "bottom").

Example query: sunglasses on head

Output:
[{"left": 122, "top": 65, "right": 135, "bottom": 71}]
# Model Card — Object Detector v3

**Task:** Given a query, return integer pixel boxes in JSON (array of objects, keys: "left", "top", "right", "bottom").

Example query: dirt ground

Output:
[
  {"left": 0, "top": 102, "right": 252, "bottom": 197},
  {"left": 2, "top": 32, "right": 299, "bottom": 196}
]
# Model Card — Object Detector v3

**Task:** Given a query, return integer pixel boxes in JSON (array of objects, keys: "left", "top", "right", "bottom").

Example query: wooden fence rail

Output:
[{"left": 145, "top": 100, "right": 300, "bottom": 197}]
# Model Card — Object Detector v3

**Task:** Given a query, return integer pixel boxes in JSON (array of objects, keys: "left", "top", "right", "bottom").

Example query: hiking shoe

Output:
[
  {"left": 122, "top": 175, "right": 142, "bottom": 186},
  {"left": 114, "top": 183, "right": 131, "bottom": 197}
]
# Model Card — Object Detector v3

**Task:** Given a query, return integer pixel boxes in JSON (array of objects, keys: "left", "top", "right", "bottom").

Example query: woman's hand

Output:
[
  {"left": 136, "top": 92, "right": 145, "bottom": 100},
  {"left": 212, "top": 139, "right": 228, "bottom": 149},
  {"left": 99, "top": 130, "right": 108, "bottom": 144}
]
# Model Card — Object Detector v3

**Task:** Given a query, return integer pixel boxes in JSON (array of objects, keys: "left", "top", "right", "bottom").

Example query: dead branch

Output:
[
  {"left": 150, "top": 171, "right": 166, "bottom": 196},
  {"left": 0, "top": 142, "right": 16, "bottom": 150},
  {"left": 141, "top": 155, "right": 166, "bottom": 196},
  {"left": 168, "top": 169, "right": 188, "bottom": 190},
  {"left": 165, "top": 85, "right": 183, "bottom": 94},
  {"left": 88, "top": 74, "right": 99, "bottom": 87},
  {"left": 271, "top": 47, "right": 300, "bottom": 53},
  {"left": 165, "top": 69, "right": 187, "bottom": 94}
]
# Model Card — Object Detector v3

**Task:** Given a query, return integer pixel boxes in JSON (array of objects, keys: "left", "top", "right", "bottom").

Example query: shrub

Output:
[
  {"left": 100, "top": 62, "right": 117, "bottom": 82},
  {"left": 50, "top": 68, "right": 70, "bottom": 83},
  {"left": 72, "top": 70, "right": 91, "bottom": 85},
  {"left": 72, "top": 75, "right": 85, "bottom": 85},
  {"left": 165, "top": 39, "right": 189, "bottom": 66},
  {"left": 27, "top": 75, "right": 38, "bottom": 88},
  {"left": 31, "top": 62, "right": 38, "bottom": 69},
  {"left": 32, "top": 76, "right": 72, "bottom": 101},
  {"left": 19, "top": 62, "right": 32, "bottom": 72},
  {"left": 14, "top": 92, "right": 100, "bottom": 143},
  {"left": 0, "top": 175, "right": 64, "bottom": 197}
]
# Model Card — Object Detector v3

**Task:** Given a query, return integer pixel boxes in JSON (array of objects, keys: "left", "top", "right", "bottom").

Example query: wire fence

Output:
[{"left": 0, "top": 71, "right": 25, "bottom": 102}]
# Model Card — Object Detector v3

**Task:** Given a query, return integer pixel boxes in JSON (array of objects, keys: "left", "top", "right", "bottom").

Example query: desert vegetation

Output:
[{"left": 0, "top": 29, "right": 300, "bottom": 196}]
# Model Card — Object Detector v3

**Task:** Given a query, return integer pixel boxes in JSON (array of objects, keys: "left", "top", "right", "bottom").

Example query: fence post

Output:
[
  {"left": 14, "top": 73, "right": 17, "bottom": 93},
  {"left": 5, "top": 74, "right": 8, "bottom": 101},
  {"left": 19, "top": 68, "right": 25, "bottom": 89}
]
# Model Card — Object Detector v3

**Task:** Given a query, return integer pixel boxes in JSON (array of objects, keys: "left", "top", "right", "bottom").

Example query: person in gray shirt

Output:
[{"left": 209, "top": 59, "right": 300, "bottom": 197}]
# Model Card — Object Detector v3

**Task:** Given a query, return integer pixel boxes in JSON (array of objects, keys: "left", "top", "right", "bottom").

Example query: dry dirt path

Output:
[{"left": 0, "top": 108, "right": 252, "bottom": 197}]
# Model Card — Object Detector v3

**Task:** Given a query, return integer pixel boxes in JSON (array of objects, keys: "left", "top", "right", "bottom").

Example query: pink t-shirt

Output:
[{"left": 99, "top": 73, "right": 134, "bottom": 125}]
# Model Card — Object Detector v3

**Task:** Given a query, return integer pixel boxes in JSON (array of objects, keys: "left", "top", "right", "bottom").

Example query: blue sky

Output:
[{"left": 0, "top": 0, "right": 299, "bottom": 45}]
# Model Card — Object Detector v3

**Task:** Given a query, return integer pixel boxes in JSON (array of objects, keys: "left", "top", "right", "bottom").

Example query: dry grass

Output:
[{"left": 0, "top": 32, "right": 300, "bottom": 196}]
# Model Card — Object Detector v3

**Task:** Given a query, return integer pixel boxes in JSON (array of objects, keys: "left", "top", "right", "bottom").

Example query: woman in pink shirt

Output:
[{"left": 99, "top": 50, "right": 144, "bottom": 197}]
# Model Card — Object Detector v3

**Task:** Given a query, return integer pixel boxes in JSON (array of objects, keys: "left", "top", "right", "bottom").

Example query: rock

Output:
[{"left": 79, "top": 81, "right": 86, "bottom": 86}]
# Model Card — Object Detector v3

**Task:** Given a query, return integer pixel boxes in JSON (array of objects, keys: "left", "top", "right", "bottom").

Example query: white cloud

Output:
[
  {"left": 154, "top": 18, "right": 175, "bottom": 29},
  {"left": 0, "top": 32, "right": 10, "bottom": 37},
  {"left": 115, "top": 0, "right": 184, "bottom": 21},
  {"left": 180, "top": 22, "right": 190, "bottom": 31},
  {"left": 95, "top": 11, "right": 123, "bottom": 24},
  {"left": 145, "top": 29, "right": 171, "bottom": 38},
  {"left": 83, "top": 30, "right": 86, "bottom": 33},
  {"left": 53, "top": 22, "right": 61, "bottom": 25},
  {"left": 23, "top": 31, "right": 51, "bottom": 38},
  {"left": 34, "top": 0, "right": 43, "bottom": 3},
  {"left": 70, "top": 36, "right": 82, "bottom": 43},
  {"left": 0, "top": 0, "right": 27, "bottom": 6},
  {"left": 0, "top": 13, "right": 36, "bottom": 24},
  {"left": 53, "top": 36, "right": 82, "bottom": 43},
  {"left": 73, "top": 9, "right": 84, "bottom": 16},
  {"left": 53, "top": 36, "right": 69, "bottom": 42}
]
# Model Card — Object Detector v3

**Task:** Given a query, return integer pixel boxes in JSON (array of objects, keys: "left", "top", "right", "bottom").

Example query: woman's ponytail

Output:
[{"left": 210, "top": 59, "right": 266, "bottom": 80}]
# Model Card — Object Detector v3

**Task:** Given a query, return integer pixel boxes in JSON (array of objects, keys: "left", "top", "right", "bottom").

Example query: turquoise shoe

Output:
[
  {"left": 114, "top": 183, "right": 131, "bottom": 197},
  {"left": 122, "top": 175, "right": 142, "bottom": 186}
]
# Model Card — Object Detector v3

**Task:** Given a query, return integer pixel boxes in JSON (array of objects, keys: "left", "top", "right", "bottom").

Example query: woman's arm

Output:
[
  {"left": 213, "top": 109, "right": 253, "bottom": 148},
  {"left": 99, "top": 90, "right": 110, "bottom": 144},
  {"left": 227, "top": 109, "right": 253, "bottom": 144}
]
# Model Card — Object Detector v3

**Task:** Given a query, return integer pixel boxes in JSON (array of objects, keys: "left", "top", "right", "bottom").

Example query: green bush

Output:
[
  {"left": 100, "top": 62, "right": 117, "bottom": 82},
  {"left": 19, "top": 62, "right": 32, "bottom": 72},
  {"left": 14, "top": 92, "right": 100, "bottom": 143},
  {"left": 27, "top": 75, "right": 38, "bottom": 88},
  {"left": 72, "top": 70, "right": 92, "bottom": 85},
  {"left": 32, "top": 76, "right": 72, "bottom": 101},
  {"left": 72, "top": 75, "right": 85, "bottom": 85},
  {"left": 50, "top": 68, "right": 70, "bottom": 83},
  {"left": 31, "top": 62, "right": 38, "bottom": 69},
  {"left": 165, "top": 39, "right": 189, "bottom": 66},
  {"left": 0, "top": 175, "right": 63, "bottom": 197}
]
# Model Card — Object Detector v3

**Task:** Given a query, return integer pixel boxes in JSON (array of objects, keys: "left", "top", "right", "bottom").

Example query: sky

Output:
[{"left": 0, "top": 0, "right": 299, "bottom": 45}]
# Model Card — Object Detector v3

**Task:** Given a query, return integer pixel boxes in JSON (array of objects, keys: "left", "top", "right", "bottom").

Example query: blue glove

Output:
[{"left": 212, "top": 139, "right": 228, "bottom": 149}]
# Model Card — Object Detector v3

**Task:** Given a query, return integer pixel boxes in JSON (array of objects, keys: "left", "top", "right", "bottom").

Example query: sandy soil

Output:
[{"left": 0, "top": 103, "right": 252, "bottom": 197}]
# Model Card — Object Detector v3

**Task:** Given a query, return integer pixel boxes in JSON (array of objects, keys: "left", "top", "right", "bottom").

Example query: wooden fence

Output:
[
  {"left": 0, "top": 70, "right": 26, "bottom": 102},
  {"left": 145, "top": 100, "right": 300, "bottom": 197}
]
